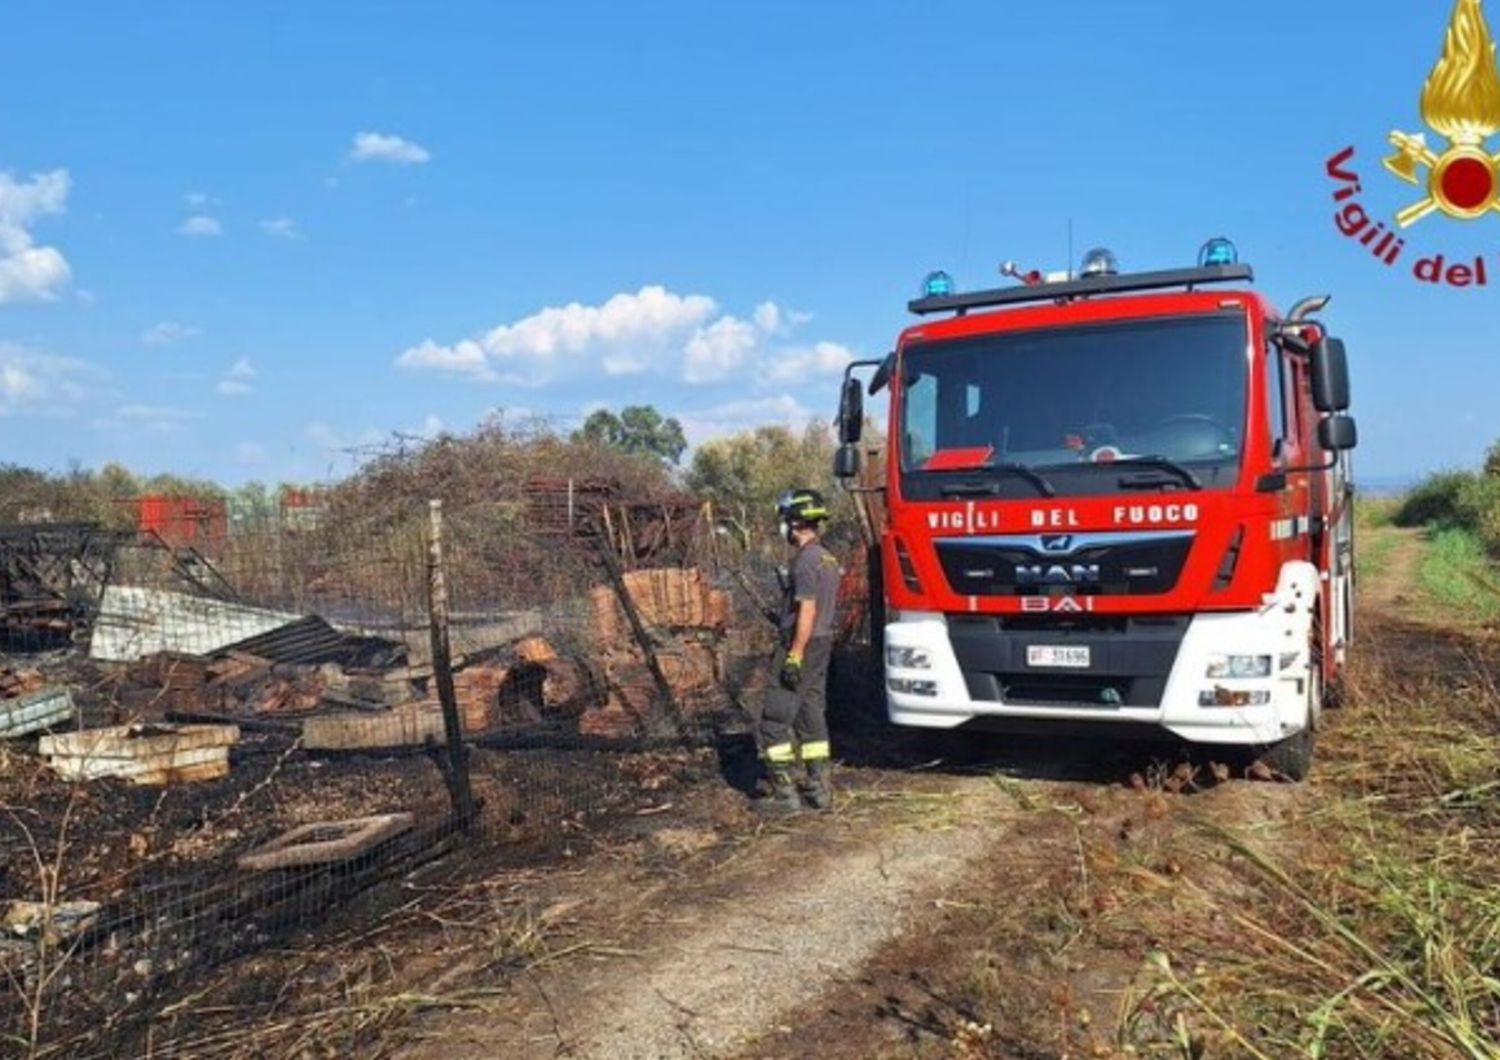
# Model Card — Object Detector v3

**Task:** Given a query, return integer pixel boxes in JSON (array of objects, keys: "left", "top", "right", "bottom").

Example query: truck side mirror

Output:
[
  {"left": 1318, "top": 414, "right": 1358, "bottom": 452},
  {"left": 1311, "top": 337, "right": 1350, "bottom": 413},
  {"left": 833, "top": 444, "right": 861, "bottom": 480},
  {"left": 838, "top": 377, "right": 864, "bottom": 445}
]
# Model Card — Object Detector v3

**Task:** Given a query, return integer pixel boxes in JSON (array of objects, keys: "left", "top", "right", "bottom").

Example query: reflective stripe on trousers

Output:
[{"left": 765, "top": 742, "right": 796, "bottom": 765}]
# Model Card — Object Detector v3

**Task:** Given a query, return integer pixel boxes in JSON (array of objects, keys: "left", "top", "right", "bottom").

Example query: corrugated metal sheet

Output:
[
  {"left": 90, "top": 586, "right": 300, "bottom": 662},
  {"left": 224, "top": 616, "right": 404, "bottom": 668}
]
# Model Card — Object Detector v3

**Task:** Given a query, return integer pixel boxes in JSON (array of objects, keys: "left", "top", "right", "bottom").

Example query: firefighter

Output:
[{"left": 755, "top": 488, "right": 841, "bottom": 813}]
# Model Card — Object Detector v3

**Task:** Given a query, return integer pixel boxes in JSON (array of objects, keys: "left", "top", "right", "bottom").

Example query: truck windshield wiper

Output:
[
  {"left": 1111, "top": 455, "right": 1203, "bottom": 491},
  {"left": 932, "top": 461, "right": 1056, "bottom": 498}
]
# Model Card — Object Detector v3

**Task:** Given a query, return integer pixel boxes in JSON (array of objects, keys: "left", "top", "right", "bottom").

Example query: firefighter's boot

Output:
[
  {"left": 801, "top": 759, "right": 833, "bottom": 811},
  {"left": 752, "top": 766, "right": 801, "bottom": 815}
]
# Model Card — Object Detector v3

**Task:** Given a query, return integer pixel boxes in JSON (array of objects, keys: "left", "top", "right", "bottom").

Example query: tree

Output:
[
  {"left": 572, "top": 405, "right": 688, "bottom": 465},
  {"left": 230, "top": 481, "right": 278, "bottom": 531},
  {"left": 687, "top": 422, "right": 850, "bottom": 547}
]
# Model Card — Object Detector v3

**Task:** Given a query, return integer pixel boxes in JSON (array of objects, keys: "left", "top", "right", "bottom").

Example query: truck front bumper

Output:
[{"left": 884, "top": 565, "right": 1319, "bottom": 747}]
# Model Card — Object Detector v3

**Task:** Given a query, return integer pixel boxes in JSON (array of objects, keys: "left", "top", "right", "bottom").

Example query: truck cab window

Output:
[
  {"left": 903, "top": 371, "right": 937, "bottom": 467},
  {"left": 898, "top": 313, "right": 1247, "bottom": 497},
  {"left": 1266, "top": 340, "right": 1289, "bottom": 460}
]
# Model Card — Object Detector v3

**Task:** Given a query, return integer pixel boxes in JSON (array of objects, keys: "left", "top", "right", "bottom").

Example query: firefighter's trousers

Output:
[{"left": 759, "top": 636, "right": 832, "bottom": 769}]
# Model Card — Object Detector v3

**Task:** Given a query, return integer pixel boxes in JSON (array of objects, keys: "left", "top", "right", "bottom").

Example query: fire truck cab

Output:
[{"left": 834, "top": 244, "right": 1357, "bottom": 779}]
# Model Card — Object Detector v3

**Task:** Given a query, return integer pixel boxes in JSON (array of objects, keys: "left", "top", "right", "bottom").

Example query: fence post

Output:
[{"left": 426, "top": 499, "right": 477, "bottom": 828}]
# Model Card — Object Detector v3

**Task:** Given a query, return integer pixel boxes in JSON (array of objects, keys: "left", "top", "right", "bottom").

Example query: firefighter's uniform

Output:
[{"left": 758, "top": 495, "right": 841, "bottom": 812}]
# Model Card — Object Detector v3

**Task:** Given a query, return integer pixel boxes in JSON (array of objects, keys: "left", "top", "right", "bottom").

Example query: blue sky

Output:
[{"left": 1, "top": 0, "right": 1495, "bottom": 487}]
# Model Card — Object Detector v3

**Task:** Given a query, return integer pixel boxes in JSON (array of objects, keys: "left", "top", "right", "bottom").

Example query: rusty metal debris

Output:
[{"left": 0, "top": 522, "right": 132, "bottom": 647}]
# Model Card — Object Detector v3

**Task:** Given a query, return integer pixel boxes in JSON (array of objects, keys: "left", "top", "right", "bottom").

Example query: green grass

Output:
[
  {"left": 1418, "top": 525, "right": 1500, "bottom": 625},
  {"left": 1355, "top": 495, "right": 1398, "bottom": 530},
  {"left": 1357, "top": 524, "right": 1399, "bottom": 584}
]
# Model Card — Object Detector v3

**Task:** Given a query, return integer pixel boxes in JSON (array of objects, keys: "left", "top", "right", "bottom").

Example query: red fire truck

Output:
[{"left": 834, "top": 242, "right": 1357, "bottom": 779}]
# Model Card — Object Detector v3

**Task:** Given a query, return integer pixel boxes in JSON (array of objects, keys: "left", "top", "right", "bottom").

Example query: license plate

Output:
[{"left": 1026, "top": 645, "right": 1091, "bottom": 669}]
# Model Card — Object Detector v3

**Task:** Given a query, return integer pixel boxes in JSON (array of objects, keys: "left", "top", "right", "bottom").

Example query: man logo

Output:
[
  {"left": 1040, "top": 534, "right": 1074, "bottom": 553},
  {"left": 1014, "top": 563, "right": 1101, "bottom": 587}
]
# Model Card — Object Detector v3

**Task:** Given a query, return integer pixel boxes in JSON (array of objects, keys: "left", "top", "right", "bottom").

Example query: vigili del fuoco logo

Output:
[{"left": 1326, "top": 0, "right": 1500, "bottom": 287}]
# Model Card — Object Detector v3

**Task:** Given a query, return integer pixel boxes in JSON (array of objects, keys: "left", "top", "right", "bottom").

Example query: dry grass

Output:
[
  {"left": 876, "top": 526, "right": 1500, "bottom": 1060},
  {"left": 1112, "top": 575, "right": 1500, "bottom": 1057}
]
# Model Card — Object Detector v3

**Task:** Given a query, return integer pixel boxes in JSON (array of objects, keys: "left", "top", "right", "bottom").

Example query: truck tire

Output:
[
  {"left": 1260, "top": 725, "right": 1315, "bottom": 782},
  {"left": 1254, "top": 627, "right": 1322, "bottom": 782}
]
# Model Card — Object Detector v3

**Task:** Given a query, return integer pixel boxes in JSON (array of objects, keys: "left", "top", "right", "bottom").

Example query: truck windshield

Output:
[{"left": 899, "top": 313, "right": 1248, "bottom": 499}]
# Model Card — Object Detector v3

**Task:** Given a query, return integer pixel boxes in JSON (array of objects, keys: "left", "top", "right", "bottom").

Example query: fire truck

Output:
[{"left": 834, "top": 241, "right": 1357, "bottom": 779}]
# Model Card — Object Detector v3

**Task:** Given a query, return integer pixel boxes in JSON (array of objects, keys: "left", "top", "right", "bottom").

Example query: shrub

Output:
[
  {"left": 1458, "top": 473, "right": 1500, "bottom": 556},
  {"left": 1393, "top": 470, "right": 1478, "bottom": 528}
]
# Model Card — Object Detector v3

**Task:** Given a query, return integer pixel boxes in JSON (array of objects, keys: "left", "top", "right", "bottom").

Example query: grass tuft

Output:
[{"left": 1419, "top": 526, "right": 1500, "bottom": 625}]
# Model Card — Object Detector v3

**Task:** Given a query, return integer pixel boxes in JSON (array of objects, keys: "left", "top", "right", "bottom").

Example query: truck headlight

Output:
[
  {"left": 1205, "top": 654, "right": 1272, "bottom": 679},
  {"left": 886, "top": 646, "right": 932, "bottom": 670},
  {"left": 889, "top": 677, "right": 938, "bottom": 696}
]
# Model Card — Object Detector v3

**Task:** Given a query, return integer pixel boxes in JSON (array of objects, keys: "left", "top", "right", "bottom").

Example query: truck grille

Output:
[{"left": 936, "top": 531, "right": 1194, "bottom": 597}]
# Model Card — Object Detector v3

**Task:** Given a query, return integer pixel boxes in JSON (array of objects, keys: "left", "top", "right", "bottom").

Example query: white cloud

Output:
[
  {"left": 397, "top": 339, "right": 494, "bottom": 379},
  {"left": 683, "top": 315, "right": 759, "bottom": 383},
  {"left": 258, "top": 217, "right": 302, "bottom": 239},
  {"left": 216, "top": 356, "right": 256, "bottom": 396},
  {"left": 0, "top": 343, "right": 103, "bottom": 414},
  {"left": 350, "top": 131, "right": 431, "bottom": 165},
  {"left": 178, "top": 215, "right": 223, "bottom": 237},
  {"left": 679, "top": 299, "right": 829, "bottom": 384},
  {"left": 185, "top": 192, "right": 210, "bottom": 208},
  {"left": 0, "top": 169, "right": 72, "bottom": 304},
  {"left": 752, "top": 301, "right": 813, "bottom": 336},
  {"left": 397, "top": 286, "right": 857, "bottom": 392},
  {"left": 235, "top": 441, "right": 267, "bottom": 465},
  {"left": 142, "top": 320, "right": 201, "bottom": 347},
  {"left": 766, "top": 340, "right": 855, "bottom": 382},
  {"left": 397, "top": 285, "right": 718, "bottom": 386}
]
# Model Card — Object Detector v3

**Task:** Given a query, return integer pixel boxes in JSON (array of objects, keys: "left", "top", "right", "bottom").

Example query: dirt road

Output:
[
  {"left": 399, "top": 720, "right": 1300, "bottom": 1056},
  {"left": 408, "top": 777, "right": 1014, "bottom": 1059}
]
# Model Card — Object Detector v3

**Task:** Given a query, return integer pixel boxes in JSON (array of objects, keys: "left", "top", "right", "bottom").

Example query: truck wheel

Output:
[
  {"left": 1259, "top": 725, "right": 1315, "bottom": 781},
  {"left": 1254, "top": 629, "right": 1322, "bottom": 782}
]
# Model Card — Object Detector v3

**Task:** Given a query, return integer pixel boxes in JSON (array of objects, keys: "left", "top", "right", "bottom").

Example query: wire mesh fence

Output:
[{"left": 0, "top": 484, "right": 786, "bottom": 1056}]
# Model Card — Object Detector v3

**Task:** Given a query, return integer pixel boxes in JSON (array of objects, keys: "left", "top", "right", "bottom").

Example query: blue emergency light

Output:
[
  {"left": 922, "top": 270, "right": 956, "bottom": 298},
  {"left": 1198, "top": 237, "right": 1238, "bottom": 267},
  {"left": 1079, "top": 247, "right": 1119, "bottom": 277}
]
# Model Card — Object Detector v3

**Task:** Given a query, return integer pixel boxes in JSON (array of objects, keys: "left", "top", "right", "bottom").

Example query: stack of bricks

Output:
[
  {"left": 580, "top": 566, "right": 734, "bottom": 738},
  {"left": 452, "top": 665, "right": 506, "bottom": 733}
]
